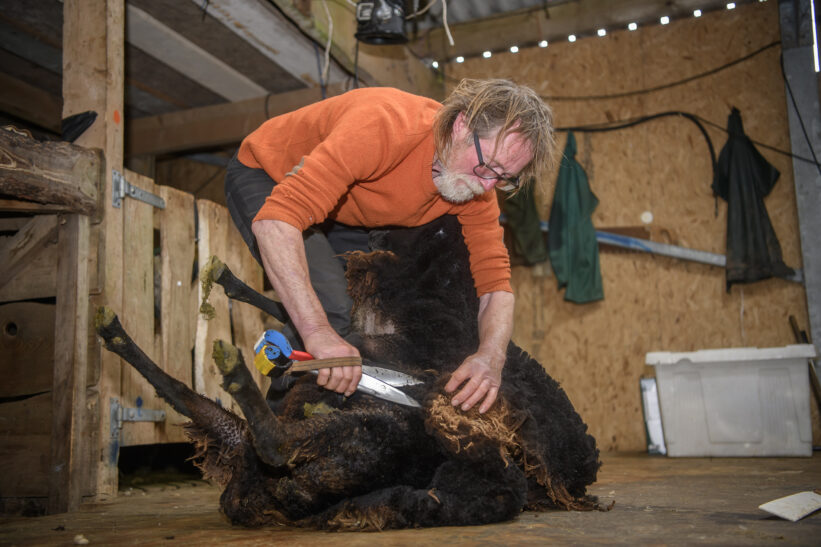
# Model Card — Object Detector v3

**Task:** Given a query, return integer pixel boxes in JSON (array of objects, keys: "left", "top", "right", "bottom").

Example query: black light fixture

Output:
[{"left": 355, "top": 0, "right": 408, "bottom": 45}]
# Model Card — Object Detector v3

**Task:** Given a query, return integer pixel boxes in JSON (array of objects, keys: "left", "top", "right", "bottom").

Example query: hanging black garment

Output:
[
  {"left": 501, "top": 181, "right": 549, "bottom": 265},
  {"left": 712, "top": 108, "right": 794, "bottom": 291}
]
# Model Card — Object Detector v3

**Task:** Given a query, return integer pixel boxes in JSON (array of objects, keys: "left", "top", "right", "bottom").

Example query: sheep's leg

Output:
[
  {"left": 96, "top": 306, "right": 209, "bottom": 420},
  {"left": 311, "top": 459, "right": 527, "bottom": 531},
  {"left": 212, "top": 340, "right": 288, "bottom": 467},
  {"left": 202, "top": 255, "right": 288, "bottom": 322},
  {"left": 94, "top": 306, "right": 248, "bottom": 455}
]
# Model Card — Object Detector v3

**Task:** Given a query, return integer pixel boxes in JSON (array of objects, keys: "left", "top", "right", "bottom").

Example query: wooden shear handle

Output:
[{"left": 288, "top": 357, "right": 363, "bottom": 372}]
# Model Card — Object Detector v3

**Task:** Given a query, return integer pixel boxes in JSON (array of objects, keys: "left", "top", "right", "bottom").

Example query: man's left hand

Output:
[{"left": 444, "top": 348, "right": 504, "bottom": 414}]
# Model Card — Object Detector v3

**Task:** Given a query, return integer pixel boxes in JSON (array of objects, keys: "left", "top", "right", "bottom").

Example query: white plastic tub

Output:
[{"left": 645, "top": 345, "right": 817, "bottom": 457}]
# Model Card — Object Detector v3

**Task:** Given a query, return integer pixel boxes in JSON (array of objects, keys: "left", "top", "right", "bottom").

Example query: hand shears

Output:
[{"left": 253, "top": 330, "right": 422, "bottom": 408}]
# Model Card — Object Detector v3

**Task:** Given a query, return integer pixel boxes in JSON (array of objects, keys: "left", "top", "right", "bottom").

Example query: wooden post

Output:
[
  {"left": 48, "top": 214, "right": 90, "bottom": 513},
  {"left": 61, "top": 0, "right": 125, "bottom": 505}
]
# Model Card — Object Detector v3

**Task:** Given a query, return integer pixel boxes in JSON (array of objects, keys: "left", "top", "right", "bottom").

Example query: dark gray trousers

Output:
[{"left": 224, "top": 153, "right": 370, "bottom": 342}]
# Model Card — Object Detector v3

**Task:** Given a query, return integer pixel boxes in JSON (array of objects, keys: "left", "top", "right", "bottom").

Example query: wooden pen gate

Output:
[{"left": 0, "top": 137, "right": 270, "bottom": 511}]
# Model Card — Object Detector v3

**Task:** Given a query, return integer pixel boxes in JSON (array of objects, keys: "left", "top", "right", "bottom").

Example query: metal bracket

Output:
[
  {"left": 112, "top": 169, "right": 166, "bottom": 209},
  {"left": 109, "top": 397, "right": 167, "bottom": 442}
]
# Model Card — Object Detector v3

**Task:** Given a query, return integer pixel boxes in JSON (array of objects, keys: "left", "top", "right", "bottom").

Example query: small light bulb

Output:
[
  {"left": 431, "top": 61, "right": 439, "bottom": 69},
  {"left": 693, "top": 9, "right": 702, "bottom": 17},
  {"left": 568, "top": 34, "right": 577, "bottom": 42},
  {"left": 597, "top": 28, "right": 606, "bottom": 37},
  {"left": 482, "top": 50, "right": 492, "bottom": 58},
  {"left": 628, "top": 22, "right": 638, "bottom": 31},
  {"left": 660, "top": 15, "right": 670, "bottom": 25},
  {"left": 538, "top": 40, "right": 548, "bottom": 48},
  {"left": 510, "top": 46, "right": 519, "bottom": 53},
  {"left": 727, "top": 2, "right": 736, "bottom": 9},
  {"left": 456, "top": 56, "right": 464, "bottom": 63}
]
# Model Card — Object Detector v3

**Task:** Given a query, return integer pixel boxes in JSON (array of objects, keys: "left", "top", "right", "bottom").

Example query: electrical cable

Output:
[
  {"left": 406, "top": 0, "right": 453, "bottom": 46},
  {"left": 313, "top": 43, "right": 327, "bottom": 99},
  {"left": 440, "top": 40, "right": 779, "bottom": 101},
  {"left": 557, "top": 111, "right": 718, "bottom": 179},
  {"left": 354, "top": 40, "right": 360, "bottom": 88},
  {"left": 320, "top": 0, "right": 334, "bottom": 86},
  {"left": 779, "top": 52, "right": 821, "bottom": 178},
  {"left": 544, "top": 41, "right": 780, "bottom": 101}
]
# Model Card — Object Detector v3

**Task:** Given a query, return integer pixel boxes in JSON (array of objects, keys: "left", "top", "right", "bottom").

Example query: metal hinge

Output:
[
  {"left": 110, "top": 397, "right": 167, "bottom": 443},
  {"left": 112, "top": 169, "right": 166, "bottom": 209}
]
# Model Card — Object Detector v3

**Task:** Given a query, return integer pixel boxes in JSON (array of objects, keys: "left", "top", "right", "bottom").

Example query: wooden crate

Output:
[{"left": 0, "top": 169, "right": 269, "bottom": 501}]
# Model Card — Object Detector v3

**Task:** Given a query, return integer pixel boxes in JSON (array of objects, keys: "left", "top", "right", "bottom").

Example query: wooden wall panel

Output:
[
  {"left": 0, "top": 302, "right": 55, "bottom": 398},
  {"left": 0, "top": 393, "right": 52, "bottom": 498},
  {"left": 449, "top": 1, "right": 815, "bottom": 450},
  {"left": 154, "top": 185, "right": 197, "bottom": 442},
  {"left": 119, "top": 170, "right": 162, "bottom": 447},
  {"left": 226, "top": 225, "right": 270, "bottom": 394},
  {"left": 194, "top": 199, "right": 269, "bottom": 416}
]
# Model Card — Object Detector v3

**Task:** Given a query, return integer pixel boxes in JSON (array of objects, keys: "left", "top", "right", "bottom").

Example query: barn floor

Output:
[{"left": 1, "top": 452, "right": 819, "bottom": 546}]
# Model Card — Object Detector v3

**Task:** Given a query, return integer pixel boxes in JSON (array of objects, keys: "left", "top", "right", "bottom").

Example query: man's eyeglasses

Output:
[{"left": 472, "top": 133, "right": 520, "bottom": 192}]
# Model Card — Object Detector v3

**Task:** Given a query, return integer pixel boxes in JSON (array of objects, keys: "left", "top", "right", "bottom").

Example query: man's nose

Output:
[{"left": 478, "top": 178, "right": 497, "bottom": 192}]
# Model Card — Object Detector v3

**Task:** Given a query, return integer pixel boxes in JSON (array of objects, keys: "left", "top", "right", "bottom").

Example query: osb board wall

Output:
[{"left": 448, "top": 1, "right": 817, "bottom": 451}]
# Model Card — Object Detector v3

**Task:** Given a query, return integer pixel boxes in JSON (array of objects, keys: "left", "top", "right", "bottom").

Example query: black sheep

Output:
[{"left": 95, "top": 215, "right": 602, "bottom": 531}]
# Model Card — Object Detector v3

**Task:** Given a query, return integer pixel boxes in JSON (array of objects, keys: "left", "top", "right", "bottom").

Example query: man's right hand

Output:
[
  {"left": 302, "top": 326, "right": 362, "bottom": 397},
  {"left": 253, "top": 219, "right": 362, "bottom": 397}
]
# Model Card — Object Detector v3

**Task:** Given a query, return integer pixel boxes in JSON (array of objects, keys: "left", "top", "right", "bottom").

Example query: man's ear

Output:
[{"left": 452, "top": 112, "right": 467, "bottom": 139}]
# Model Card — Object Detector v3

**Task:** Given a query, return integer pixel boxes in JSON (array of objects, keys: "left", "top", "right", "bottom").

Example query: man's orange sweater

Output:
[{"left": 240, "top": 87, "right": 511, "bottom": 296}]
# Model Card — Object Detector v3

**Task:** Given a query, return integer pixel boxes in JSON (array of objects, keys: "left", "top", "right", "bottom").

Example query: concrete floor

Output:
[{"left": 1, "top": 453, "right": 819, "bottom": 546}]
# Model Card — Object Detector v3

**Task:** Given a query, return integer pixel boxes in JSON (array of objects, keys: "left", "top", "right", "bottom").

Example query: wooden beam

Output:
[
  {"left": 190, "top": 0, "right": 347, "bottom": 87},
  {"left": 48, "top": 213, "right": 90, "bottom": 514},
  {"left": 0, "top": 215, "right": 59, "bottom": 290},
  {"left": 0, "top": 127, "right": 102, "bottom": 215},
  {"left": 0, "top": 72, "right": 62, "bottom": 133},
  {"left": 126, "top": 4, "right": 267, "bottom": 102},
  {"left": 0, "top": 199, "right": 75, "bottom": 214},
  {"left": 62, "top": 0, "right": 125, "bottom": 506},
  {"left": 409, "top": 0, "right": 731, "bottom": 62},
  {"left": 126, "top": 84, "right": 343, "bottom": 156},
  {"left": 269, "top": 0, "right": 443, "bottom": 98}
]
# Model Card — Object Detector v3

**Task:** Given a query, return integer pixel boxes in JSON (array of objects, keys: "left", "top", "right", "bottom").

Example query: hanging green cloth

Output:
[
  {"left": 548, "top": 132, "right": 604, "bottom": 303},
  {"left": 501, "top": 179, "right": 549, "bottom": 265}
]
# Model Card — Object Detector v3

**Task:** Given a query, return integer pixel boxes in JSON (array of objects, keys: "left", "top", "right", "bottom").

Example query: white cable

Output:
[
  {"left": 407, "top": 0, "right": 438, "bottom": 18},
  {"left": 441, "top": 0, "right": 454, "bottom": 47},
  {"left": 739, "top": 287, "right": 745, "bottom": 344},
  {"left": 321, "top": 0, "right": 333, "bottom": 84}
]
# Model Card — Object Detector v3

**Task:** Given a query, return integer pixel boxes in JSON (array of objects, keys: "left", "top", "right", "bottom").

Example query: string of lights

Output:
[{"left": 428, "top": 1, "right": 770, "bottom": 69}]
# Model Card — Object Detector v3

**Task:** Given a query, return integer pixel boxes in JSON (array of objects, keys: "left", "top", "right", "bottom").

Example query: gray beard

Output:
[{"left": 433, "top": 165, "right": 484, "bottom": 204}]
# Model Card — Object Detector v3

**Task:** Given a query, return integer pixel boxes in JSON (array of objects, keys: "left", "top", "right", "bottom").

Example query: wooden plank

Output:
[
  {"left": 0, "top": 72, "right": 62, "bottom": 133},
  {"left": 269, "top": 0, "right": 442, "bottom": 98},
  {"left": 0, "top": 222, "right": 93, "bottom": 304},
  {"left": 0, "top": 302, "right": 55, "bottom": 398},
  {"left": 0, "top": 127, "right": 102, "bottom": 215},
  {"left": 126, "top": 84, "right": 343, "bottom": 157},
  {"left": 226, "top": 223, "right": 270, "bottom": 395},
  {"left": 193, "top": 199, "right": 234, "bottom": 409},
  {"left": 127, "top": 4, "right": 267, "bottom": 101},
  {"left": 154, "top": 184, "right": 197, "bottom": 443},
  {"left": 191, "top": 0, "right": 346, "bottom": 87},
  {"left": 63, "top": 0, "right": 126, "bottom": 502},
  {"left": 119, "top": 169, "right": 161, "bottom": 447},
  {"left": 0, "top": 199, "right": 76, "bottom": 213},
  {"left": 0, "top": 393, "right": 52, "bottom": 498},
  {"left": 0, "top": 231, "right": 58, "bottom": 304},
  {"left": 0, "top": 215, "right": 59, "bottom": 290},
  {"left": 49, "top": 213, "right": 90, "bottom": 514},
  {"left": 0, "top": 217, "right": 32, "bottom": 231}
]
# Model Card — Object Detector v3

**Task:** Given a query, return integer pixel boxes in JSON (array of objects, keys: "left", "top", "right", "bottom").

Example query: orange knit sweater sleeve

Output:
[{"left": 237, "top": 87, "right": 512, "bottom": 297}]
